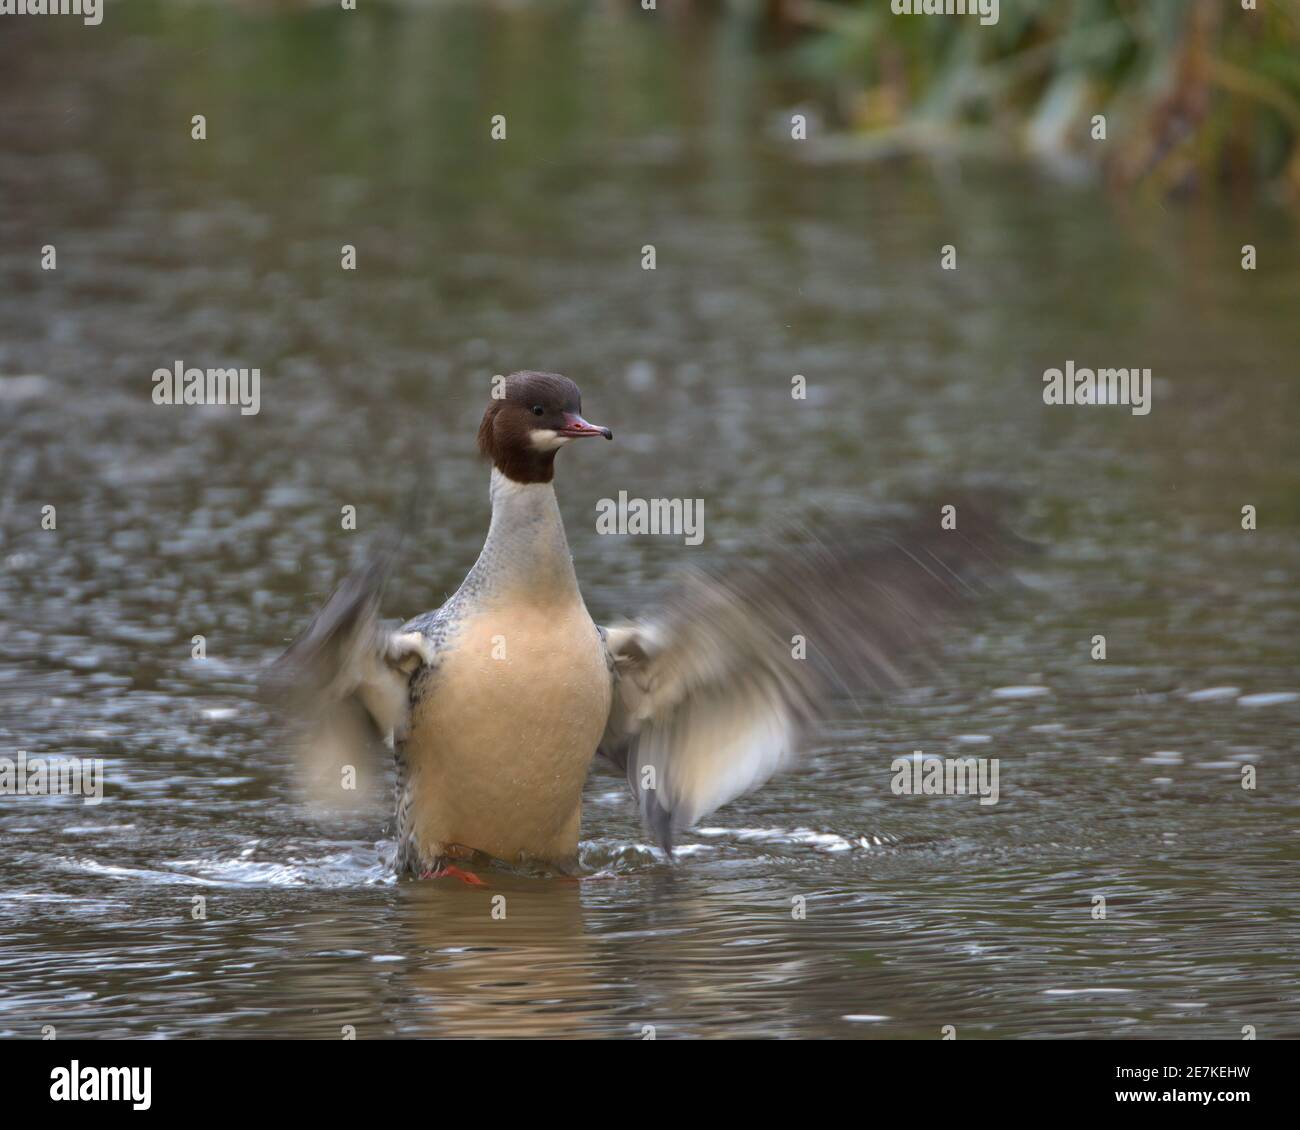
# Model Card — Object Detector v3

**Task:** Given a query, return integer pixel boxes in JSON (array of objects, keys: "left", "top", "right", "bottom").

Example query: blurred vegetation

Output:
[{"left": 770, "top": 0, "right": 1300, "bottom": 198}]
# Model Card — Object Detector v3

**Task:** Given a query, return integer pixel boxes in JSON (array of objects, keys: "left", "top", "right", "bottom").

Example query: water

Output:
[{"left": 1, "top": 3, "right": 1298, "bottom": 1039}]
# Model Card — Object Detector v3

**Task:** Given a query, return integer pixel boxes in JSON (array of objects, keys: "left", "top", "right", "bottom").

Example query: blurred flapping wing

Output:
[
  {"left": 600, "top": 500, "right": 1026, "bottom": 850},
  {"left": 263, "top": 551, "right": 432, "bottom": 805}
]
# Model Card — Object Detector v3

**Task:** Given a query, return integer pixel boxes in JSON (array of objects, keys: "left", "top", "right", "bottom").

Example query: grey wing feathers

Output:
[
  {"left": 264, "top": 551, "right": 433, "bottom": 804},
  {"left": 600, "top": 499, "right": 1027, "bottom": 851}
]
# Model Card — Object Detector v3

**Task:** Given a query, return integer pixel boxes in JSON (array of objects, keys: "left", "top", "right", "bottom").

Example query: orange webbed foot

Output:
[{"left": 421, "top": 865, "right": 488, "bottom": 886}]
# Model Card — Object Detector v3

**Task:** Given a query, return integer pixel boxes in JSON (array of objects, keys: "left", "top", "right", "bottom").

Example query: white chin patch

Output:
[{"left": 529, "top": 428, "right": 572, "bottom": 452}]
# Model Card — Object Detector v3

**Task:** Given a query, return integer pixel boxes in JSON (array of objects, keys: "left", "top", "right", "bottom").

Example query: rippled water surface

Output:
[{"left": 2, "top": 4, "right": 1298, "bottom": 1039}]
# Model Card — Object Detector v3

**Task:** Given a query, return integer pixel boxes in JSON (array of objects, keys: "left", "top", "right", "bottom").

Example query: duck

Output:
[{"left": 270, "top": 370, "right": 1018, "bottom": 880}]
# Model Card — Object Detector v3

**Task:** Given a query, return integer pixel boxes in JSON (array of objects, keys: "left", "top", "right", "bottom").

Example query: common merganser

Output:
[{"left": 271, "top": 371, "right": 1017, "bottom": 879}]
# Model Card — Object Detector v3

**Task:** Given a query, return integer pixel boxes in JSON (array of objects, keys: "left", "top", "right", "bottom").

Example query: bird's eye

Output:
[{"left": 532, "top": 405, "right": 545, "bottom": 416}]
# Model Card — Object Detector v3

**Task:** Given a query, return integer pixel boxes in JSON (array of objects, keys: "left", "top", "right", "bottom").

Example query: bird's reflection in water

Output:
[
  {"left": 390, "top": 877, "right": 605, "bottom": 1038},
  {"left": 413, "top": 869, "right": 825, "bottom": 1039},
  {"left": 281, "top": 866, "right": 833, "bottom": 1039}
]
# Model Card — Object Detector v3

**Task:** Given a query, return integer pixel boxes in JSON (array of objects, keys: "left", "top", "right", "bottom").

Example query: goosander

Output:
[{"left": 270, "top": 371, "right": 1017, "bottom": 878}]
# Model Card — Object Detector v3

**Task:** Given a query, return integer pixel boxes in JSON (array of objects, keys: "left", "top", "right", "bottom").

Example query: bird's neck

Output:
[{"left": 465, "top": 467, "right": 581, "bottom": 604}]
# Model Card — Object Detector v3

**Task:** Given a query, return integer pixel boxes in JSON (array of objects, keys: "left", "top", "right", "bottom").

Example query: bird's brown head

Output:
[{"left": 477, "top": 371, "right": 612, "bottom": 484}]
